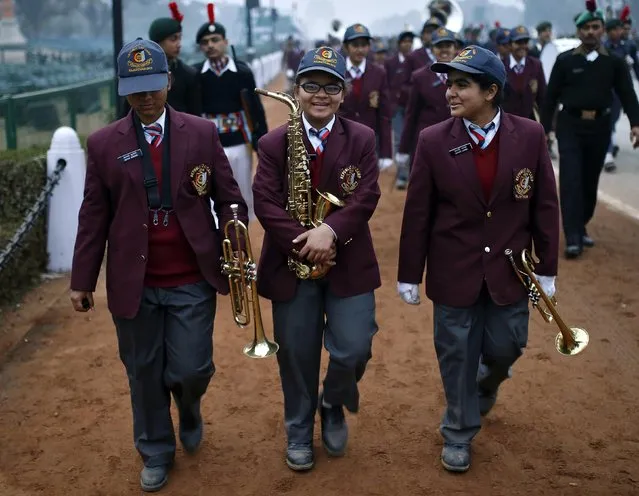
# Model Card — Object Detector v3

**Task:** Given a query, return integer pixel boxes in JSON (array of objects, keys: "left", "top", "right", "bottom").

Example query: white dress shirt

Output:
[
  {"left": 463, "top": 110, "right": 502, "bottom": 149},
  {"left": 141, "top": 109, "right": 166, "bottom": 144},
  {"left": 302, "top": 113, "right": 336, "bottom": 150},
  {"left": 200, "top": 56, "right": 238, "bottom": 76},
  {"left": 346, "top": 58, "right": 366, "bottom": 78}
]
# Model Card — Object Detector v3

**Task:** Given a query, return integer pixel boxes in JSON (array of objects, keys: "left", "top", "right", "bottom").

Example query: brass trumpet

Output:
[
  {"left": 221, "top": 204, "right": 279, "bottom": 359},
  {"left": 504, "top": 248, "right": 589, "bottom": 356}
]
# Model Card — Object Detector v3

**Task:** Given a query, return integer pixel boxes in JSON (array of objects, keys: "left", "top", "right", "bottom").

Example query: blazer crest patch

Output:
[
  {"left": 369, "top": 90, "right": 379, "bottom": 109},
  {"left": 529, "top": 78, "right": 538, "bottom": 94},
  {"left": 190, "top": 164, "right": 211, "bottom": 196},
  {"left": 513, "top": 168, "right": 534, "bottom": 199},
  {"left": 339, "top": 165, "right": 362, "bottom": 195}
]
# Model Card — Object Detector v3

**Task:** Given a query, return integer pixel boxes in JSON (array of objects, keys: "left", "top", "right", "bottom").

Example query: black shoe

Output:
[
  {"left": 177, "top": 399, "right": 203, "bottom": 454},
  {"left": 441, "top": 444, "right": 471, "bottom": 473},
  {"left": 318, "top": 392, "right": 348, "bottom": 456},
  {"left": 564, "top": 245, "right": 583, "bottom": 259},
  {"left": 478, "top": 387, "right": 497, "bottom": 416},
  {"left": 286, "top": 443, "right": 314, "bottom": 471},
  {"left": 582, "top": 235, "right": 595, "bottom": 248},
  {"left": 140, "top": 465, "right": 170, "bottom": 492}
]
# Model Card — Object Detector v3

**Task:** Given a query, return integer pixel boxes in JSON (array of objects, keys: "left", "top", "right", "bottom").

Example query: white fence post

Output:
[{"left": 46, "top": 127, "right": 86, "bottom": 273}]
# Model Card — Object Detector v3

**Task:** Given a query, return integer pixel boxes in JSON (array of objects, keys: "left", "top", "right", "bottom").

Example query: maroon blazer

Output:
[
  {"left": 384, "top": 54, "right": 410, "bottom": 110},
  {"left": 253, "top": 116, "right": 382, "bottom": 302},
  {"left": 503, "top": 55, "right": 547, "bottom": 120},
  {"left": 70, "top": 106, "right": 248, "bottom": 318},
  {"left": 398, "top": 66, "right": 449, "bottom": 155},
  {"left": 397, "top": 113, "right": 560, "bottom": 307},
  {"left": 338, "top": 63, "right": 393, "bottom": 159}
]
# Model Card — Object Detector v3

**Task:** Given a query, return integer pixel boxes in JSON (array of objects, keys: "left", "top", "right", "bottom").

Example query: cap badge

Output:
[
  {"left": 516, "top": 26, "right": 526, "bottom": 33},
  {"left": 437, "top": 27, "right": 447, "bottom": 35},
  {"left": 453, "top": 47, "right": 476, "bottom": 63},
  {"left": 354, "top": 24, "right": 365, "bottom": 33},
  {"left": 128, "top": 46, "right": 153, "bottom": 73},
  {"left": 208, "top": 24, "right": 216, "bottom": 32}
]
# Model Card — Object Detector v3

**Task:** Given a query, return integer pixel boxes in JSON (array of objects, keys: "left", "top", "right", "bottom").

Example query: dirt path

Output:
[{"left": 1, "top": 74, "right": 638, "bottom": 496}]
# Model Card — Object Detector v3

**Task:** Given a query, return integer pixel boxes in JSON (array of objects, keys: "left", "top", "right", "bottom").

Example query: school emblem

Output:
[
  {"left": 190, "top": 164, "right": 211, "bottom": 196},
  {"left": 354, "top": 24, "right": 365, "bottom": 33},
  {"left": 339, "top": 165, "right": 362, "bottom": 195},
  {"left": 437, "top": 27, "right": 448, "bottom": 36},
  {"left": 369, "top": 90, "right": 379, "bottom": 109},
  {"left": 513, "top": 168, "right": 534, "bottom": 199},
  {"left": 529, "top": 79, "right": 538, "bottom": 94},
  {"left": 453, "top": 47, "right": 476, "bottom": 63},
  {"left": 516, "top": 26, "right": 527, "bottom": 33},
  {"left": 127, "top": 46, "right": 153, "bottom": 73}
]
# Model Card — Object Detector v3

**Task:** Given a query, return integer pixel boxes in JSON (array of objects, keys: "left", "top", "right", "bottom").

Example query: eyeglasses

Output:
[{"left": 298, "top": 82, "right": 344, "bottom": 95}]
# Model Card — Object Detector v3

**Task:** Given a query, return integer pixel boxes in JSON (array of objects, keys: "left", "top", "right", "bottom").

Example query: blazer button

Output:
[
  {"left": 142, "top": 223, "right": 148, "bottom": 229},
  {"left": 140, "top": 255, "right": 147, "bottom": 261},
  {"left": 484, "top": 246, "right": 491, "bottom": 253},
  {"left": 486, "top": 211, "right": 492, "bottom": 218}
]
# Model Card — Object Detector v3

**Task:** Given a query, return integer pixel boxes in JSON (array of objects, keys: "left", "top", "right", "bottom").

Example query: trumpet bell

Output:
[
  {"left": 243, "top": 339, "right": 280, "bottom": 359},
  {"left": 555, "top": 327, "right": 589, "bottom": 356}
]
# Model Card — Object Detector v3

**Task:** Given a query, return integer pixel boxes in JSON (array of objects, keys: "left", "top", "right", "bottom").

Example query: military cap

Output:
[
  {"left": 575, "top": 0, "right": 605, "bottom": 27},
  {"left": 196, "top": 3, "right": 226, "bottom": 43},
  {"left": 148, "top": 2, "right": 183, "bottom": 44}
]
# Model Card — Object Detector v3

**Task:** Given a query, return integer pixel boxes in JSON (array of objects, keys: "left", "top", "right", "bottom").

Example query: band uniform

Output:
[
  {"left": 339, "top": 23, "right": 394, "bottom": 165},
  {"left": 194, "top": 3, "right": 268, "bottom": 222},
  {"left": 70, "top": 38, "right": 248, "bottom": 492},
  {"left": 252, "top": 46, "right": 381, "bottom": 472},
  {"left": 397, "top": 46, "right": 560, "bottom": 472}
]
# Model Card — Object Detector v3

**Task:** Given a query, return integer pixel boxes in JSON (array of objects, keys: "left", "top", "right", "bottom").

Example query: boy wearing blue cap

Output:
[
  {"left": 253, "top": 46, "right": 382, "bottom": 473},
  {"left": 541, "top": 0, "right": 639, "bottom": 259},
  {"left": 339, "top": 23, "right": 393, "bottom": 169},
  {"left": 70, "top": 38, "right": 248, "bottom": 492},
  {"left": 395, "top": 27, "right": 457, "bottom": 189},
  {"left": 502, "top": 25, "right": 546, "bottom": 121},
  {"left": 397, "top": 45, "right": 560, "bottom": 473}
]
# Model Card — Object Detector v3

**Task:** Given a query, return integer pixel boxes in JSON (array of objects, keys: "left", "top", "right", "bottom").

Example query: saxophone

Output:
[{"left": 255, "top": 88, "right": 345, "bottom": 280}]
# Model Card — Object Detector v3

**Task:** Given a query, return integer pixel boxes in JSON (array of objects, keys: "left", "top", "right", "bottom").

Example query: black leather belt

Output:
[{"left": 562, "top": 107, "right": 611, "bottom": 120}]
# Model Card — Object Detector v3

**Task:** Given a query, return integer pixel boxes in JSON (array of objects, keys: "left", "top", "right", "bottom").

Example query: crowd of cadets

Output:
[{"left": 281, "top": 5, "right": 639, "bottom": 260}]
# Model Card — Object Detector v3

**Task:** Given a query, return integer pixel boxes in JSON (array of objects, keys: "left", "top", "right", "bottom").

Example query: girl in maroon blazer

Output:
[
  {"left": 395, "top": 27, "right": 458, "bottom": 189},
  {"left": 253, "top": 46, "right": 381, "bottom": 473},
  {"left": 397, "top": 46, "right": 560, "bottom": 473}
]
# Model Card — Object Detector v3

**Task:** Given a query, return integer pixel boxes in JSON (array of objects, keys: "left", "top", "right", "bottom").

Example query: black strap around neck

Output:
[{"left": 133, "top": 109, "right": 172, "bottom": 226}]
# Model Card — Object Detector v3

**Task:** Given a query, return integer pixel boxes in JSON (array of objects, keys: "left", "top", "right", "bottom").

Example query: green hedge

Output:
[{"left": 0, "top": 146, "right": 50, "bottom": 308}]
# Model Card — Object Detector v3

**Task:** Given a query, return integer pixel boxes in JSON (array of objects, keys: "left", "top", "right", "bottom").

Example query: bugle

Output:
[
  {"left": 221, "top": 204, "right": 279, "bottom": 358},
  {"left": 504, "top": 248, "right": 589, "bottom": 356}
]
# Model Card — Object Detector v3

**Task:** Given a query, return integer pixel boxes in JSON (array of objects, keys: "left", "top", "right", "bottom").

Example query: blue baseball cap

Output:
[
  {"left": 432, "top": 27, "right": 457, "bottom": 45},
  {"left": 343, "top": 23, "right": 372, "bottom": 43},
  {"left": 117, "top": 38, "right": 169, "bottom": 96},
  {"left": 495, "top": 28, "right": 511, "bottom": 45},
  {"left": 296, "top": 46, "right": 346, "bottom": 82},
  {"left": 431, "top": 45, "right": 507, "bottom": 88},
  {"left": 510, "top": 25, "right": 531, "bottom": 42}
]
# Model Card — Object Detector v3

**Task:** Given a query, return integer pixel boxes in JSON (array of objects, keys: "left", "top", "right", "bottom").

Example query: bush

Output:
[{"left": 0, "top": 146, "right": 49, "bottom": 307}]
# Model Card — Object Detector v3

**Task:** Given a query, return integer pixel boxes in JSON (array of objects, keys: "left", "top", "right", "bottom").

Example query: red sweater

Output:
[
  {"left": 144, "top": 142, "right": 202, "bottom": 287},
  {"left": 471, "top": 129, "right": 500, "bottom": 202}
]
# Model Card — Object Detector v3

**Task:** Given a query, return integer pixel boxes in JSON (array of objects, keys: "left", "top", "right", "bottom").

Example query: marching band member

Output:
[
  {"left": 541, "top": 0, "right": 639, "bottom": 259},
  {"left": 339, "top": 23, "right": 393, "bottom": 170},
  {"left": 502, "top": 25, "right": 546, "bottom": 121},
  {"left": 195, "top": 3, "right": 268, "bottom": 221},
  {"left": 397, "top": 46, "right": 560, "bottom": 473},
  {"left": 494, "top": 28, "right": 512, "bottom": 61},
  {"left": 405, "top": 16, "right": 443, "bottom": 72},
  {"left": 253, "top": 47, "right": 381, "bottom": 472},
  {"left": 70, "top": 39, "right": 247, "bottom": 491},
  {"left": 395, "top": 27, "right": 457, "bottom": 189}
]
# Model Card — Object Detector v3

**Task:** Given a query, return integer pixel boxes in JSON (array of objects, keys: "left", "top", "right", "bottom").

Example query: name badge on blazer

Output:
[
  {"left": 513, "top": 168, "right": 534, "bottom": 200},
  {"left": 449, "top": 143, "right": 472, "bottom": 156},
  {"left": 117, "top": 149, "right": 143, "bottom": 163}
]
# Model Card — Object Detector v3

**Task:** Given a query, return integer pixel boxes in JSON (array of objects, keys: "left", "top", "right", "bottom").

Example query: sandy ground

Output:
[{"left": 1, "top": 74, "right": 638, "bottom": 496}]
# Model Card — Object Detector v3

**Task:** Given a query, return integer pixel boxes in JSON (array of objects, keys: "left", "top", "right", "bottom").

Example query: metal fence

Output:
[{"left": 0, "top": 157, "right": 67, "bottom": 273}]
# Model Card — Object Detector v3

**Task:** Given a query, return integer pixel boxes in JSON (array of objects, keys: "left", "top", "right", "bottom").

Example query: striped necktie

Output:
[
  {"left": 513, "top": 63, "right": 524, "bottom": 74},
  {"left": 143, "top": 123, "right": 163, "bottom": 147},
  {"left": 309, "top": 127, "right": 330, "bottom": 155},
  {"left": 468, "top": 122, "right": 496, "bottom": 149},
  {"left": 350, "top": 66, "right": 362, "bottom": 80}
]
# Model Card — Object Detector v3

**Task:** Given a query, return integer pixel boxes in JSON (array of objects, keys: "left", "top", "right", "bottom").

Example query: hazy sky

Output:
[{"left": 189, "top": 0, "right": 524, "bottom": 30}]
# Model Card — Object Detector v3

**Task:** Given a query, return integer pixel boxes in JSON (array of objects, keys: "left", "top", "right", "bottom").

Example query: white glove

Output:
[
  {"left": 626, "top": 55, "right": 634, "bottom": 66},
  {"left": 285, "top": 68, "right": 294, "bottom": 78},
  {"left": 397, "top": 282, "right": 420, "bottom": 305},
  {"left": 534, "top": 274, "right": 556, "bottom": 299},
  {"left": 378, "top": 158, "right": 393, "bottom": 170},
  {"left": 395, "top": 152, "right": 410, "bottom": 166}
]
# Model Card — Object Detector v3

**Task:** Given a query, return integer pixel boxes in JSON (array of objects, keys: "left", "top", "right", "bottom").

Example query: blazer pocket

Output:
[{"left": 512, "top": 167, "right": 534, "bottom": 201}]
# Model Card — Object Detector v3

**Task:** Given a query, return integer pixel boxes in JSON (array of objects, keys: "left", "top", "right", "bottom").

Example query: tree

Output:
[{"left": 14, "top": 0, "right": 59, "bottom": 38}]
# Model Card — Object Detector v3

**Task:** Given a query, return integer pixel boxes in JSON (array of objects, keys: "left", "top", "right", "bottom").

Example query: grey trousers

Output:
[
  {"left": 433, "top": 285, "right": 529, "bottom": 446},
  {"left": 113, "top": 280, "right": 216, "bottom": 467},
  {"left": 272, "top": 280, "right": 378, "bottom": 444}
]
